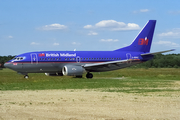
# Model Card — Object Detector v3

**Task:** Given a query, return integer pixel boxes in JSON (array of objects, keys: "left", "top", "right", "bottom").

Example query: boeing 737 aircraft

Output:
[{"left": 4, "top": 20, "right": 173, "bottom": 78}]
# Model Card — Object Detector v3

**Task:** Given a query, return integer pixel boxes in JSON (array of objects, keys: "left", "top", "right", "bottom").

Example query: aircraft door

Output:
[
  {"left": 126, "top": 53, "right": 132, "bottom": 64},
  {"left": 31, "top": 53, "right": 38, "bottom": 64},
  {"left": 76, "top": 56, "right": 81, "bottom": 63}
]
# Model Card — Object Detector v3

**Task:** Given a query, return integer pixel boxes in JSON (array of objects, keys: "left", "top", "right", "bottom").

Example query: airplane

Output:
[{"left": 4, "top": 20, "right": 174, "bottom": 79}]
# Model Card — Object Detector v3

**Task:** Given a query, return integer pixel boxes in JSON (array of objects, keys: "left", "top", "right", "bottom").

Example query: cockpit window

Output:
[{"left": 13, "top": 57, "right": 25, "bottom": 61}]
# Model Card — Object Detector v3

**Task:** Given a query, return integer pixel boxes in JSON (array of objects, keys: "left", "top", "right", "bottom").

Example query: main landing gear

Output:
[{"left": 86, "top": 72, "right": 93, "bottom": 79}]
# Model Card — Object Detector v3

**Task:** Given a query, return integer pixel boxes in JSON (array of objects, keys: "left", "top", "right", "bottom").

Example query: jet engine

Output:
[{"left": 62, "top": 65, "right": 85, "bottom": 76}]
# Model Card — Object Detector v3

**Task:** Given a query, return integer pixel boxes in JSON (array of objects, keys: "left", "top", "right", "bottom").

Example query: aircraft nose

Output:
[{"left": 4, "top": 62, "right": 10, "bottom": 68}]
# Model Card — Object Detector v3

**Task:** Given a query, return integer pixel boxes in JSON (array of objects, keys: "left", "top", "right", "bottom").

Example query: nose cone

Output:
[
  {"left": 4, "top": 62, "right": 9, "bottom": 68},
  {"left": 4, "top": 62, "right": 14, "bottom": 69},
  {"left": 4, "top": 62, "right": 22, "bottom": 72},
  {"left": 4, "top": 62, "right": 15, "bottom": 70}
]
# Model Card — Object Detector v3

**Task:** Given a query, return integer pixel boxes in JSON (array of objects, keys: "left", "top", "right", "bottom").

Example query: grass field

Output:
[{"left": 0, "top": 68, "right": 180, "bottom": 93}]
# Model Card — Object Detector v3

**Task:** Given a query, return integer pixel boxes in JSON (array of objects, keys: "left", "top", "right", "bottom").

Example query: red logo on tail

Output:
[{"left": 138, "top": 37, "right": 149, "bottom": 45}]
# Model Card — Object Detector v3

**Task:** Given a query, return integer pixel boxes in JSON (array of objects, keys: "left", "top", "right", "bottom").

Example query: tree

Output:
[{"left": 0, "top": 55, "right": 15, "bottom": 68}]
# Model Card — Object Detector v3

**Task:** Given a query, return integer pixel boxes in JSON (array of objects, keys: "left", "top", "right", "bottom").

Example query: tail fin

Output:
[{"left": 115, "top": 20, "right": 156, "bottom": 53}]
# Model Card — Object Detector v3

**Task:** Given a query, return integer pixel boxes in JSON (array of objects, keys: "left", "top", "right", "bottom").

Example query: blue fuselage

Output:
[{"left": 5, "top": 51, "right": 150, "bottom": 74}]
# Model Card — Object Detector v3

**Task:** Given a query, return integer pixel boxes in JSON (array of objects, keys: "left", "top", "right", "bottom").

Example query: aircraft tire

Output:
[
  {"left": 24, "top": 75, "right": 29, "bottom": 79},
  {"left": 86, "top": 73, "right": 93, "bottom": 79}
]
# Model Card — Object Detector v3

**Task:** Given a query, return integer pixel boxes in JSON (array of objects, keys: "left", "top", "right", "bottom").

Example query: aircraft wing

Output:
[
  {"left": 83, "top": 49, "right": 175, "bottom": 71},
  {"left": 82, "top": 59, "right": 131, "bottom": 71},
  {"left": 141, "top": 49, "right": 175, "bottom": 56}
]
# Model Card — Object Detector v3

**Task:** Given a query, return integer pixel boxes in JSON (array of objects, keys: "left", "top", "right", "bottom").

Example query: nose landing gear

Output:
[{"left": 24, "top": 75, "right": 29, "bottom": 79}]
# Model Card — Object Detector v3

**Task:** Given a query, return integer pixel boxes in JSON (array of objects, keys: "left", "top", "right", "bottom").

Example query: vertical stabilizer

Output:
[{"left": 115, "top": 20, "right": 156, "bottom": 53}]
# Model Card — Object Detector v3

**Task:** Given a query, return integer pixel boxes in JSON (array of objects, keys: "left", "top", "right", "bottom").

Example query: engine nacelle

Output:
[{"left": 62, "top": 65, "right": 85, "bottom": 76}]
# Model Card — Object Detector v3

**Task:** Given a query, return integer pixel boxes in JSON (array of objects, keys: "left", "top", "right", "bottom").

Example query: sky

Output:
[{"left": 1, "top": 0, "right": 180, "bottom": 56}]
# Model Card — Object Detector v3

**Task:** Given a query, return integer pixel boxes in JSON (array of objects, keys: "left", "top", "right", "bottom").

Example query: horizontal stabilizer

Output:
[{"left": 141, "top": 49, "right": 175, "bottom": 56}]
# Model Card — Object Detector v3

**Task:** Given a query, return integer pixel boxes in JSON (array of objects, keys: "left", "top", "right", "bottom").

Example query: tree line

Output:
[
  {"left": 0, "top": 55, "right": 15, "bottom": 68},
  {"left": 132, "top": 54, "right": 180, "bottom": 68},
  {"left": 0, "top": 54, "right": 180, "bottom": 68}
]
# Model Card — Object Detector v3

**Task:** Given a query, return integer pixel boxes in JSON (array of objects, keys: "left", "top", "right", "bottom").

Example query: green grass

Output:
[{"left": 0, "top": 68, "right": 180, "bottom": 93}]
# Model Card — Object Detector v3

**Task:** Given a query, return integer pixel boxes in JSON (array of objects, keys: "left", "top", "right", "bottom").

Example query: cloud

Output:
[
  {"left": 8, "top": 36, "right": 13, "bottom": 39},
  {"left": 38, "top": 23, "right": 67, "bottom": 31},
  {"left": 158, "top": 32, "right": 178, "bottom": 37},
  {"left": 140, "top": 9, "right": 150, "bottom": 12},
  {"left": 168, "top": 10, "right": 180, "bottom": 15},
  {"left": 30, "top": 42, "right": 39, "bottom": 45},
  {"left": 100, "top": 39, "right": 119, "bottom": 42},
  {"left": 133, "top": 9, "right": 150, "bottom": 13},
  {"left": 84, "top": 20, "right": 140, "bottom": 31},
  {"left": 84, "top": 25, "right": 93, "bottom": 29},
  {"left": 158, "top": 29, "right": 180, "bottom": 38},
  {"left": 155, "top": 41, "right": 180, "bottom": 47},
  {"left": 53, "top": 42, "right": 59, "bottom": 46},
  {"left": 72, "top": 42, "right": 81, "bottom": 45},
  {"left": 87, "top": 31, "right": 98, "bottom": 35}
]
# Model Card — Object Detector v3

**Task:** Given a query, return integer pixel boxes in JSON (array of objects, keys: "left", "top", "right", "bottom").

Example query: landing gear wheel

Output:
[
  {"left": 24, "top": 75, "right": 29, "bottom": 79},
  {"left": 86, "top": 73, "right": 93, "bottom": 79}
]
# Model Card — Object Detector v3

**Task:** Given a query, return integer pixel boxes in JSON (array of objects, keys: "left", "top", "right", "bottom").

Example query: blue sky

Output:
[{"left": 1, "top": 0, "right": 180, "bottom": 56}]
